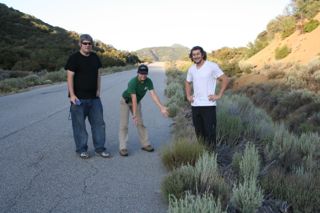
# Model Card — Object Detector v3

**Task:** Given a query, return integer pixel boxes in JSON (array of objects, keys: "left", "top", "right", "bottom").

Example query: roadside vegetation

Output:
[
  {"left": 0, "top": 65, "right": 136, "bottom": 94},
  {"left": 162, "top": 61, "right": 320, "bottom": 212},
  {"left": 237, "top": 59, "right": 320, "bottom": 135},
  {"left": 275, "top": 45, "right": 291, "bottom": 60}
]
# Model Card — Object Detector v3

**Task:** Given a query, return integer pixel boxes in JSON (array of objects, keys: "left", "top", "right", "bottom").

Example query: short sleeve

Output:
[
  {"left": 212, "top": 63, "right": 224, "bottom": 78},
  {"left": 147, "top": 79, "right": 154, "bottom": 90},
  {"left": 64, "top": 54, "right": 77, "bottom": 72},
  {"left": 95, "top": 53, "right": 102, "bottom": 69},
  {"left": 186, "top": 67, "right": 193, "bottom": 82},
  {"left": 127, "top": 79, "right": 137, "bottom": 94}
]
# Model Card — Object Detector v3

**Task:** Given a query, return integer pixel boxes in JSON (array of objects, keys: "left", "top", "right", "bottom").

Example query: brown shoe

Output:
[
  {"left": 119, "top": 149, "right": 128, "bottom": 156},
  {"left": 141, "top": 145, "right": 154, "bottom": 152}
]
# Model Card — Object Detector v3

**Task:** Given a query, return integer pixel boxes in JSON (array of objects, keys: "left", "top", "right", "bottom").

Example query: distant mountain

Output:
[
  {"left": 0, "top": 3, "right": 139, "bottom": 71},
  {"left": 135, "top": 44, "right": 190, "bottom": 62}
]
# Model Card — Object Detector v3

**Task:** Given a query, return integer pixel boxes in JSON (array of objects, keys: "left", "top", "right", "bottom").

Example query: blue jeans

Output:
[{"left": 70, "top": 98, "right": 106, "bottom": 153}]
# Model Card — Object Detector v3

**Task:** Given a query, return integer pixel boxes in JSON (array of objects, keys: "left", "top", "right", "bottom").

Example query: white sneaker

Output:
[
  {"left": 79, "top": 152, "right": 90, "bottom": 159},
  {"left": 96, "top": 151, "right": 111, "bottom": 158}
]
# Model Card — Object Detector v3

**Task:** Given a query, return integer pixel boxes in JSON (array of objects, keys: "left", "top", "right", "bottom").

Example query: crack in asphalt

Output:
[
  {"left": 81, "top": 162, "right": 99, "bottom": 195},
  {"left": 6, "top": 167, "right": 44, "bottom": 212},
  {"left": 47, "top": 195, "right": 64, "bottom": 213},
  {"left": 0, "top": 107, "right": 68, "bottom": 141}
]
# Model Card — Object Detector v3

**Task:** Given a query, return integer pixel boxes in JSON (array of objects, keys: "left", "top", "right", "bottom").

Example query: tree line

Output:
[{"left": 0, "top": 3, "right": 140, "bottom": 72}]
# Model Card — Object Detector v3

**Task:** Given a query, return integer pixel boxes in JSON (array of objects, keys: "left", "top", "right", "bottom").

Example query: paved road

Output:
[{"left": 0, "top": 63, "right": 172, "bottom": 213}]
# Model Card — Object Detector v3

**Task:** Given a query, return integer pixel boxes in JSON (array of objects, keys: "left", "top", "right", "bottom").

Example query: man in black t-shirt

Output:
[{"left": 65, "top": 34, "right": 110, "bottom": 159}]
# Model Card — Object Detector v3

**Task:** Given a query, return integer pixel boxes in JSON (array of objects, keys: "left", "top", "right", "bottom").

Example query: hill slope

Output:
[
  {"left": 0, "top": 3, "right": 139, "bottom": 71},
  {"left": 136, "top": 44, "right": 190, "bottom": 62},
  {"left": 245, "top": 13, "right": 320, "bottom": 68}
]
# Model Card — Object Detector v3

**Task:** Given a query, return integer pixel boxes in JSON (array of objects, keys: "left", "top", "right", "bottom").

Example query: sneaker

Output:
[
  {"left": 96, "top": 151, "right": 111, "bottom": 158},
  {"left": 119, "top": 149, "right": 128, "bottom": 156},
  {"left": 79, "top": 152, "right": 90, "bottom": 159},
  {"left": 141, "top": 145, "right": 154, "bottom": 152}
]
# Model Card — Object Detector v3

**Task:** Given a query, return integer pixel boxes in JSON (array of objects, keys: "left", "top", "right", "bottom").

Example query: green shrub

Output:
[
  {"left": 231, "top": 151, "right": 242, "bottom": 175},
  {"left": 166, "top": 90, "right": 185, "bottom": 106},
  {"left": 161, "top": 165, "right": 195, "bottom": 201},
  {"left": 24, "top": 74, "right": 41, "bottom": 86},
  {"left": 280, "top": 16, "right": 296, "bottom": 39},
  {"left": 239, "top": 83, "right": 320, "bottom": 135},
  {"left": 297, "top": 132, "right": 320, "bottom": 172},
  {"left": 303, "top": 19, "right": 320, "bottom": 33},
  {"left": 165, "top": 67, "right": 186, "bottom": 86},
  {"left": 265, "top": 124, "right": 320, "bottom": 172},
  {"left": 230, "top": 95, "right": 274, "bottom": 143},
  {"left": 166, "top": 93, "right": 185, "bottom": 118},
  {"left": 43, "top": 69, "right": 66, "bottom": 82},
  {"left": 195, "top": 152, "right": 219, "bottom": 191},
  {"left": 217, "top": 106, "right": 243, "bottom": 146},
  {"left": 294, "top": 0, "right": 320, "bottom": 19},
  {"left": 231, "top": 178, "right": 264, "bottom": 213},
  {"left": 175, "top": 61, "right": 192, "bottom": 72},
  {"left": 169, "top": 193, "right": 225, "bottom": 213},
  {"left": 281, "top": 27, "right": 296, "bottom": 39},
  {"left": 239, "top": 143, "right": 260, "bottom": 181},
  {"left": 286, "top": 74, "right": 307, "bottom": 89},
  {"left": 265, "top": 124, "right": 299, "bottom": 168},
  {"left": 261, "top": 168, "right": 320, "bottom": 213},
  {"left": 165, "top": 82, "right": 183, "bottom": 98},
  {"left": 162, "top": 152, "right": 230, "bottom": 205},
  {"left": 283, "top": 60, "right": 320, "bottom": 92},
  {"left": 164, "top": 64, "right": 187, "bottom": 118},
  {"left": 0, "top": 78, "right": 26, "bottom": 93},
  {"left": 7, "top": 70, "right": 31, "bottom": 78},
  {"left": 194, "top": 152, "right": 230, "bottom": 205},
  {"left": 312, "top": 70, "right": 320, "bottom": 83},
  {"left": 167, "top": 102, "right": 180, "bottom": 118},
  {"left": 267, "top": 70, "right": 286, "bottom": 79},
  {"left": 238, "top": 61, "right": 254, "bottom": 74},
  {"left": 217, "top": 95, "right": 274, "bottom": 145},
  {"left": 161, "top": 138, "right": 206, "bottom": 170},
  {"left": 306, "top": 59, "right": 320, "bottom": 74},
  {"left": 275, "top": 45, "right": 291, "bottom": 60},
  {"left": 171, "top": 111, "right": 197, "bottom": 141}
]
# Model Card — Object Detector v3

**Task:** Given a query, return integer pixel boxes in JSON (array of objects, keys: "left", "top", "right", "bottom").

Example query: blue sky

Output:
[{"left": 1, "top": 0, "right": 290, "bottom": 51}]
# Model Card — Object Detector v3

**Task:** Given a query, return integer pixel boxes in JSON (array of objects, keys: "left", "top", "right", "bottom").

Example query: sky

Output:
[{"left": 1, "top": 0, "right": 291, "bottom": 52}]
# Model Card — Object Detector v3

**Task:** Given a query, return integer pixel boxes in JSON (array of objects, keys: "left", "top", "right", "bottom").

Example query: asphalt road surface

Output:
[{"left": 0, "top": 63, "right": 172, "bottom": 213}]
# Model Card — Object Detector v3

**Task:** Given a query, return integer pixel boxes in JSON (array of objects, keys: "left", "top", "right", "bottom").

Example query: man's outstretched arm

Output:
[{"left": 149, "top": 90, "right": 169, "bottom": 117}]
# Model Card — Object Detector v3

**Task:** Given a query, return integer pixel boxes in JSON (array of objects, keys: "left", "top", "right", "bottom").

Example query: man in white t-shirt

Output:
[{"left": 185, "top": 46, "right": 229, "bottom": 149}]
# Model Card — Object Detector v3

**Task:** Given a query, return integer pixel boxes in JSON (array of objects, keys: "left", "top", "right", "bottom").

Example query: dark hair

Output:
[
  {"left": 189, "top": 46, "right": 207, "bottom": 61},
  {"left": 79, "top": 34, "right": 93, "bottom": 43}
]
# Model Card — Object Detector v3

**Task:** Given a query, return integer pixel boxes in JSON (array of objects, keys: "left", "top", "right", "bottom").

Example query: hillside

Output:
[
  {"left": 245, "top": 13, "right": 320, "bottom": 68},
  {"left": 135, "top": 44, "right": 189, "bottom": 62},
  {"left": 0, "top": 3, "right": 139, "bottom": 71}
]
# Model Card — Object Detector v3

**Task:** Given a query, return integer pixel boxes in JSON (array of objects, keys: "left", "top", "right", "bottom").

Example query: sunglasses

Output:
[{"left": 82, "top": 42, "right": 92, "bottom": 45}]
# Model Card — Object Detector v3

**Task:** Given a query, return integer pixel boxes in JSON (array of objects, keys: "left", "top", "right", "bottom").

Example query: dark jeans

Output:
[
  {"left": 191, "top": 106, "right": 216, "bottom": 148},
  {"left": 70, "top": 98, "right": 106, "bottom": 153}
]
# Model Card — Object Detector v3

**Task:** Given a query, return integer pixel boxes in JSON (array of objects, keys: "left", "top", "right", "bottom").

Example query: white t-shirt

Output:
[{"left": 186, "top": 61, "right": 224, "bottom": 106}]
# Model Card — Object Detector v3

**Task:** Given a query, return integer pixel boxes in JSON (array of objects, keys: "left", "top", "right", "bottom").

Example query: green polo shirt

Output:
[{"left": 122, "top": 76, "right": 154, "bottom": 103}]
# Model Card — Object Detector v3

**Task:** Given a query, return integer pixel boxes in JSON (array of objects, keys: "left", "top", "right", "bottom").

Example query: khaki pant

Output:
[{"left": 119, "top": 97, "right": 150, "bottom": 150}]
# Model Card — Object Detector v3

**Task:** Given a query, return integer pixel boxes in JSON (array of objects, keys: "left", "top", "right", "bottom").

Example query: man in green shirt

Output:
[{"left": 119, "top": 64, "right": 168, "bottom": 156}]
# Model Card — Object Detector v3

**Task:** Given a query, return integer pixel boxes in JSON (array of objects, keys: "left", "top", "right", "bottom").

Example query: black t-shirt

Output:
[{"left": 65, "top": 51, "right": 102, "bottom": 99}]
